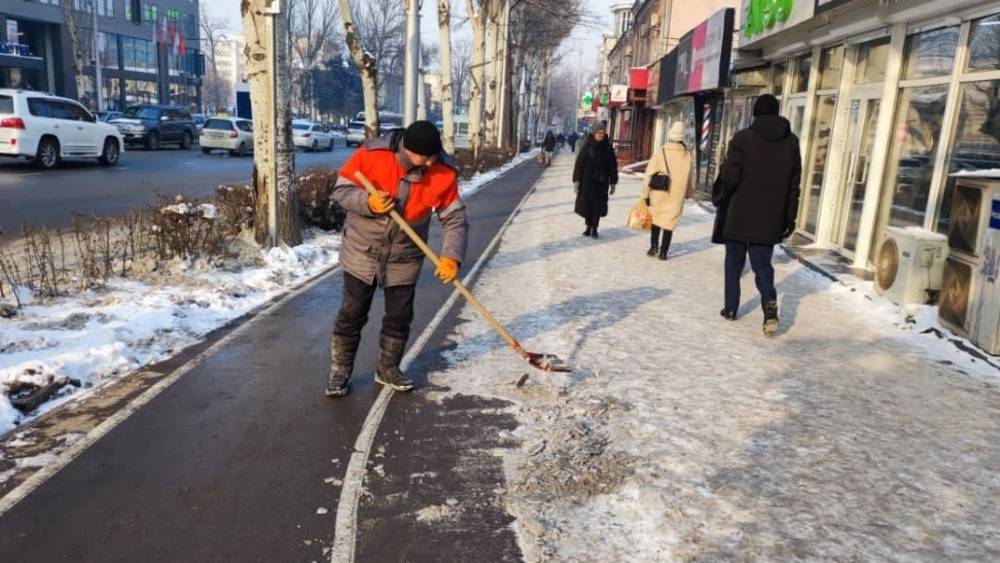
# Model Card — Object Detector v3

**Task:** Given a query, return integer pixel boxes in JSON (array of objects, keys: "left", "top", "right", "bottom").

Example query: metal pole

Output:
[
  {"left": 403, "top": 0, "right": 420, "bottom": 125},
  {"left": 92, "top": 0, "right": 103, "bottom": 112}
]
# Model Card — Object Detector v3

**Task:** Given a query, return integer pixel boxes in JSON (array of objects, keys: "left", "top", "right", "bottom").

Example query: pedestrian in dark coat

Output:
[
  {"left": 573, "top": 126, "right": 618, "bottom": 238},
  {"left": 715, "top": 94, "right": 801, "bottom": 336},
  {"left": 568, "top": 131, "right": 579, "bottom": 152}
]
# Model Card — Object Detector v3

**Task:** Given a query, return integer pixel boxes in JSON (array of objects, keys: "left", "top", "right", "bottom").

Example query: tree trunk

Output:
[
  {"left": 482, "top": 0, "right": 500, "bottom": 147},
  {"left": 339, "top": 0, "right": 380, "bottom": 138},
  {"left": 241, "top": 0, "right": 303, "bottom": 247},
  {"left": 437, "top": 0, "right": 455, "bottom": 154},
  {"left": 465, "top": 0, "right": 485, "bottom": 158},
  {"left": 61, "top": 1, "right": 90, "bottom": 102}
]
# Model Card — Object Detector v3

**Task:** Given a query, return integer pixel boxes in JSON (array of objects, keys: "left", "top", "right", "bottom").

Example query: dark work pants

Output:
[
  {"left": 334, "top": 272, "right": 416, "bottom": 342},
  {"left": 724, "top": 242, "right": 777, "bottom": 313},
  {"left": 650, "top": 226, "right": 673, "bottom": 252}
]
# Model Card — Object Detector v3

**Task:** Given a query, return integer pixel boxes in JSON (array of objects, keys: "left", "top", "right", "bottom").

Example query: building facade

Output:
[
  {"left": 0, "top": 0, "right": 203, "bottom": 112},
  {"left": 730, "top": 0, "right": 1000, "bottom": 270}
]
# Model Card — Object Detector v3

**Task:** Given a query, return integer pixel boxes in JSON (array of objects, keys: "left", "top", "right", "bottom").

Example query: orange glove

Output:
[
  {"left": 434, "top": 257, "right": 460, "bottom": 284},
  {"left": 368, "top": 192, "right": 395, "bottom": 214}
]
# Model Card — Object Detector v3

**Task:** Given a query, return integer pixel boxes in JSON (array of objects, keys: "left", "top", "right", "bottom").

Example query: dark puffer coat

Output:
[
  {"left": 715, "top": 114, "right": 802, "bottom": 245},
  {"left": 573, "top": 136, "right": 619, "bottom": 219}
]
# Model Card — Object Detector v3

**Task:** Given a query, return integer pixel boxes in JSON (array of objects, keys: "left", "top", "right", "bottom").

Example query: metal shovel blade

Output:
[{"left": 524, "top": 351, "right": 572, "bottom": 373}]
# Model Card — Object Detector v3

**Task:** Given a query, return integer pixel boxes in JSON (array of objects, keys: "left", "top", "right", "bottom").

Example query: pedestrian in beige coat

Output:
[{"left": 641, "top": 121, "right": 695, "bottom": 260}]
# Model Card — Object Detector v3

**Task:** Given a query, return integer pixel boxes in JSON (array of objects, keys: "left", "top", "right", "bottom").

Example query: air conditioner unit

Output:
[{"left": 874, "top": 226, "right": 948, "bottom": 305}]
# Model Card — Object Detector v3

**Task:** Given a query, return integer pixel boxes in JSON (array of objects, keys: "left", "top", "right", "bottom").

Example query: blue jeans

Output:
[{"left": 724, "top": 242, "right": 777, "bottom": 313}]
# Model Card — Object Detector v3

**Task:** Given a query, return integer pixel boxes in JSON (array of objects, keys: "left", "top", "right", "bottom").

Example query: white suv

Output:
[
  {"left": 0, "top": 89, "right": 124, "bottom": 170},
  {"left": 200, "top": 117, "right": 254, "bottom": 157}
]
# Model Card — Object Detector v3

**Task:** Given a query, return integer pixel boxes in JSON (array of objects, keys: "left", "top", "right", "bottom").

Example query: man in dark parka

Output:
[{"left": 715, "top": 94, "right": 801, "bottom": 335}]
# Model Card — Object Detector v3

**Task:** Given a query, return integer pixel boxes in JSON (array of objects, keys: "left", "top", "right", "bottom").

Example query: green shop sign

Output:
[{"left": 742, "top": 0, "right": 814, "bottom": 40}]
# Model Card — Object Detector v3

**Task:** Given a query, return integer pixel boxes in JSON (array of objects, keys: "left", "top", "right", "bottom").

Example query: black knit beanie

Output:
[
  {"left": 753, "top": 94, "right": 780, "bottom": 117},
  {"left": 403, "top": 120, "right": 443, "bottom": 156}
]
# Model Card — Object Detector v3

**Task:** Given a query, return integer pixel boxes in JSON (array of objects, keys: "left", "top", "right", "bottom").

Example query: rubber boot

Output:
[
  {"left": 762, "top": 301, "right": 779, "bottom": 336},
  {"left": 325, "top": 334, "right": 360, "bottom": 397},
  {"left": 375, "top": 334, "right": 414, "bottom": 392}
]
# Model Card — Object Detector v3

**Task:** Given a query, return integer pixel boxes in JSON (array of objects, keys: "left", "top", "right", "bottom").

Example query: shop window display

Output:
[
  {"left": 791, "top": 54, "right": 812, "bottom": 93},
  {"left": 884, "top": 85, "right": 949, "bottom": 229},
  {"left": 903, "top": 26, "right": 959, "bottom": 79},
  {"left": 770, "top": 62, "right": 786, "bottom": 96},
  {"left": 802, "top": 95, "right": 836, "bottom": 234},
  {"left": 936, "top": 80, "right": 1000, "bottom": 234}
]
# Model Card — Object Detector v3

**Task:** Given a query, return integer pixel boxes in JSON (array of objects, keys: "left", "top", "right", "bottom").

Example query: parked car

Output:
[
  {"left": 200, "top": 117, "right": 254, "bottom": 157},
  {"left": 345, "top": 111, "right": 404, "bottom": 147},
  {"left": 329, "top": 126, "right": 346, "bottom": 147},
  {"left": 110, "top": 105, "right": 196, "bottom": 150},
  {"left": 0, "top": 88, "right": 124, "bottom": 170},
  {"left": 345, "top": 119, "right": 366, "bottom": 147},
  {"left": 98, "top": 110, "right": 123, "bottom": 123},
  {"left": 292, "top": 120, "right": 335, "bottom": 151},
  {"left": 191, "top": 113, "right": 207, "bottom": 135}
]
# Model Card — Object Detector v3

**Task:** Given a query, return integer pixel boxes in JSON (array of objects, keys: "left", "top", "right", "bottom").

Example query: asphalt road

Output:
[
  {"left": 0, "top": 145, "right": 353, "bottom": 236},
  {"left": 0, "top": 159, "right": 545, "bottom": 561}
]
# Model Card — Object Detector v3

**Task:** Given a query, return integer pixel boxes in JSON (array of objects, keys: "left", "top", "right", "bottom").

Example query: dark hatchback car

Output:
[{"left": 111, "top": 105, "right": 197, "bottom": 150}]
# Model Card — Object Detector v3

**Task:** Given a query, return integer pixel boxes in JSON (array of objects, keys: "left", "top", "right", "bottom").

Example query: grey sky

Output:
[{"left": 205, "top": 0, "right": 617, "bottom": 70}]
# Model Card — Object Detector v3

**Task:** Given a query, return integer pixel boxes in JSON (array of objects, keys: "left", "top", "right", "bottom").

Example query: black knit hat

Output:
[
  {"left": 753, "top": 94, "right": 780, "bottom": 117},
  {"left": 403, "top": 120, "right": 443, "bottom": 156}
]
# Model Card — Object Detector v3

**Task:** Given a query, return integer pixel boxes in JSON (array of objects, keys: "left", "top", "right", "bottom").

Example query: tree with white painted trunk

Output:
[
  {"left": 482, "top": 0, "right": 502, "bottom": 147},
  {"left": 464, "top": 0, "right": 486, "bottom": 157},
  {"left": 437, "top": 0, "right": 455, "bottom": 154},
  {"left": 241, "top": 0, "right": 303, "bottom": 247},
  {"left": 337, "top": 0, "right": 379, "bottom": 139}
]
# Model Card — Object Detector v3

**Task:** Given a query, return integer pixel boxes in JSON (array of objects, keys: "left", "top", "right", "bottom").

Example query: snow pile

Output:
[
  {"left": 460, "top": 149, "right": 539, "bottom": 198},
  {"left": 0, "top": 231, "right": 340, "bottom": 434},
  {"left": 160, "top": 202, "right": 219, "bottom": 219},
  {"left": 429, "top": 155, "right": 1000, "bottom": 561}
]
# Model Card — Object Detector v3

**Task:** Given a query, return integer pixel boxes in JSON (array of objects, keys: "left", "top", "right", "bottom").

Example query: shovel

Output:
[{"left": 354, "top": 171, "right": 570, "bottom": 373}]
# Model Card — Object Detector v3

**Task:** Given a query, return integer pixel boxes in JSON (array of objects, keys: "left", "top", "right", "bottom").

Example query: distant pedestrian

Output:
[
  {"left": 573, "top": 126, "right": 618, "bottom": 239},
  {"left": 541, "top": 130, "right": 557, "bottom": 166},
  {"left": 557, "top": 133, "right": 566, "bottom": 149},
  {"left": 567, "top": 131, "right": 579, "bottom": 152},
  {"left": 640, "top": 121, "right": 695, "bottom": 261},
  {"left": 715, "top": 94, "right": 801, "bottom": 336}
]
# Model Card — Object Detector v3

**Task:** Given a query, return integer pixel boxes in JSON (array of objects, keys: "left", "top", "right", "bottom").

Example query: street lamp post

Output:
[{"left": 403, "top": 0, "right": 420, "bottom": 125}]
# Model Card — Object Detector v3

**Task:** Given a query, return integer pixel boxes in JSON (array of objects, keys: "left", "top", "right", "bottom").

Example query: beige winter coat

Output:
[{"left": 641, "top": 142, "right": 695, "bottom": 231}]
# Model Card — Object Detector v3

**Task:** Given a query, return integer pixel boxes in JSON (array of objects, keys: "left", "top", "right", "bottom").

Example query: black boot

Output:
[
  {"left": 646, "top": 244, "right": 659, "bottom": 257},
  {"left": 583, "top": 222, "right": 592, "bottom": 237},
  {"left": 720, "top": 309, "right": 737, "bottom": 321},
  {"left": 375, "top": 334, "right": 414, "bottom": 391},
  {"left": 762, "top": 301, "right": 779, "bottom": 336},
  {"left": 325, "top": 333, "right": 360, "bottom": 397},
  {"left": 658, "top": 246, "right": 669, "bottom": 261}
]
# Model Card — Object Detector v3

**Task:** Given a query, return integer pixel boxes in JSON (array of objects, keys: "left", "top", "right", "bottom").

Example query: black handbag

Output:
[{"left": 648, "top": 148, "right": 671, "bottom": 191}]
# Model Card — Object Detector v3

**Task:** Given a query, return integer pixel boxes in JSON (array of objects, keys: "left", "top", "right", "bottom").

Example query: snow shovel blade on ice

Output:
[{"left": 354, "top": 171, "right": 571, "bottom": 373}]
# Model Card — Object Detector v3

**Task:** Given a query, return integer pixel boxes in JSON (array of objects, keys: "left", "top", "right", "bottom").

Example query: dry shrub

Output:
[
  {"left": 453, "top": 147, "right": 518, "bottom": 180},
  {"left": 297, "top": 168, "right": 347, "bottom": 232},
  {"left": 149, "top": 195, "right": 227, "bottom": 260},
  {"left": 215, "top": 185, "right": 255, "bottom": 235}
]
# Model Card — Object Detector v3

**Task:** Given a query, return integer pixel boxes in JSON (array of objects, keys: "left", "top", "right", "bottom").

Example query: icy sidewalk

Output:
[{"left": 429, "top": 153, "right": 1000, "bottom": 561}]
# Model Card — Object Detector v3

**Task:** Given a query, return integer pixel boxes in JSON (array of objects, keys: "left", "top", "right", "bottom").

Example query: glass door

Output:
[
  {"left": 799, "top": 95, "right": 837, "bottom": 236},
  {"left": 785, "top": 97, "right": 807, "bottom": 141},
  {"left": 833, "top": 96, "right": 881, "bottom": 253}
]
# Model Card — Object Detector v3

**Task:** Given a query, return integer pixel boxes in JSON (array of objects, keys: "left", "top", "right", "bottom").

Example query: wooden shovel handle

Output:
[{"left": 353, "top": 172, "right": 523, "bottom": 354}]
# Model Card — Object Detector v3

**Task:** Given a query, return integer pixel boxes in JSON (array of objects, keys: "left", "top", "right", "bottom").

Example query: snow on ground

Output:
[
  {"left": 429, "top": 154, "right": 1000, "bottom": 561},
  {"left": 0, "top": 231, "right": 341, "bottom": 434}
]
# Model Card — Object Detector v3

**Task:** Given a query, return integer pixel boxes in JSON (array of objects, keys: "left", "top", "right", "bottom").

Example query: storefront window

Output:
[
  {"left": 968, "top": 14, "right": 1000, "bottom": 72},
  {"left": 818, "top": 46, "right": 844, "bottom": 90},
  {"left": 802, "top": 95, "right": 836, "bottom": 234},
  {"left": 99, "top": 33, "right": 120, "bottom": 69},
  {"left": 883, "top": 85, "right": 949, "bottom": 229},
  {"left": 855, "top": 37, "right": 890, "bottom": 84},
  {"left": 103, "top": 77, "right": 123, "bottom": 111},
  {"left": 791, "top": 54, "right": 812, "bottom": 93},
  {"left": 936, "top": 80, "right": 1000, "bottom": 234},
  {"left": 125, "top": 79, "right": 158, "bottom": 106},
  {"left": 903, "top": 26, "right": 959, "bottom": 79},
  {"left": 770, "top": 62, "right": 786, "bottom": 96}
]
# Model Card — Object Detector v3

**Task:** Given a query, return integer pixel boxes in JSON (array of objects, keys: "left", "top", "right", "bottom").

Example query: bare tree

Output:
[
  {"left": 289, "top": 0, "right": 340, "bottom": 119},
  {"left": 451, "top": 38, "right": 472, "bottom": 112},
  {"left": 241, "top": 0, "right": 302, "bottom": 247},
  {"left": 464, "top": 0, "right": 486, "bottom": 156},
  {"left": 353, "top": 0, "right": 406, "bottom": 107},
  {"left": 200, "top": 6, "right": 230, "bottom": 114},
  {"left": 438, "top": 0, "right": 455, "bottom": 153},
  {"left": 338, "top": 0, "right": 379, "bottom": 138},
  {"left": 61, "top": 0, "right": 95, "bottom": 106}
]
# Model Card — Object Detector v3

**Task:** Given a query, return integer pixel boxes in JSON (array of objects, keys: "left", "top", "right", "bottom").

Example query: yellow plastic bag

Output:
[{"left": 626, "top": 202, "right": 652, "bottom": 230}]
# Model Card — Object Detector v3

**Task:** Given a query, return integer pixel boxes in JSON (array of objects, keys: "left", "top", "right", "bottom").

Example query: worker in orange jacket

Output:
[{"left": 325, "top": 121, "right": 468, "bottom": 396}]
